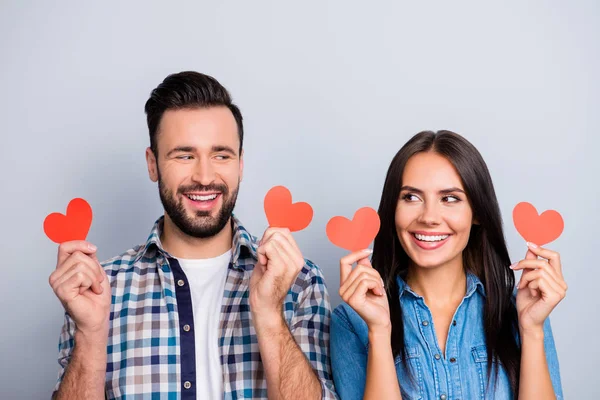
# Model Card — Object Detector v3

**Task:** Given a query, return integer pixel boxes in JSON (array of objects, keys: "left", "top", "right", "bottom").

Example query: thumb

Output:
[
  {"left": 357, "top": 256, "right": 372, "bottom": 268},
  {"left": 525, "top": 249, "right": 537, "bottom": 260}
]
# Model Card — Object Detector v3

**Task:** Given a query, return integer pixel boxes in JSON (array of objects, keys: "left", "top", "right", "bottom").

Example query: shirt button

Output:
[
  {"left": 183, "top": 324, "right": 191, "bottom": 332},
  {"left": 177, "top": 279, "right": 185, "bottom": 287},
  {"left": 452, "top": 320, "right": 457, "bottom": 326},
  {"left": 450, "top": 357, "right": 457, "bottom": 363},
  {"left": 183, "top": 381, "right": 192, "bottom": 389},
  {"left": 434, "top": 354, "right": 441, "bottom": 360},
  {"left": 422, "top": 321, "right": 429, "bottom": 326},
  {"left": 440, "top": 395, "right": 447, "bottom": 400}
]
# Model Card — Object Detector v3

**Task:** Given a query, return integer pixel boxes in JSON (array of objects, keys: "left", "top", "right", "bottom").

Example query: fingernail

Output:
[
  {"left": 527, "top": 242, "right": 538, "bottom": 249},
  {"left": 509, "top": 262, "right": 517, "bottom": 269},
  {"left": 363, "top": 248, "right": 373, "bottom": 254},
  {"left": 88, "top": 244, "right": 97, "bottom": 251}
]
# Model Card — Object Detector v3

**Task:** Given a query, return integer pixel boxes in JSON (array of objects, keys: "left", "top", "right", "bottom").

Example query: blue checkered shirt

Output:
[{"left": 54, "top": 215, "right": 338, "bottom": 399}]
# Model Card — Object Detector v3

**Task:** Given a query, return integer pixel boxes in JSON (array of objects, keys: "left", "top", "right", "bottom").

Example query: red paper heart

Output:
[
  {"left": 44, "top": 198, "right": 93, "bottom": 244},
  {"left": 326, "top": 207, "right": 381, "bottom": 252},
  {"left": 512, "top": 202, "right": 564, "bottom": 246},
  {"left": 264, "top": 186, "right": 313, "bottom": 232}
]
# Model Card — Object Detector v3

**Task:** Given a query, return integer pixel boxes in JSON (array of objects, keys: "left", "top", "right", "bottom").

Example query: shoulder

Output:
[{"left": 100, "top": 243, "right": 148, "bottom": 277}]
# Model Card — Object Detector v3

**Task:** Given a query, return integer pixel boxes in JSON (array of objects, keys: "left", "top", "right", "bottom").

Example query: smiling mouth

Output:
[
  {"left": 184, "top": 193, "right": 220, "bottom": 202},
  {"left": 411, "top": 232, "right": 451, "bottom": 242}
]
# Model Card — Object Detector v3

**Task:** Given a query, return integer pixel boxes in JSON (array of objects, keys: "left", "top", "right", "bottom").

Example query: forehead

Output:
[
  {"left": 156, "top": 106, "right": 239, "bottom": 151},
  {"left": 402, "top": 152, "right": 464, "bottom": 189}
]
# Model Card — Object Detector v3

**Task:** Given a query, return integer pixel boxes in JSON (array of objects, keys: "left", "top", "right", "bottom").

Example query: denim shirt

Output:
[{"left": 330, "top": 274, "right": 563, "bottom": 400}]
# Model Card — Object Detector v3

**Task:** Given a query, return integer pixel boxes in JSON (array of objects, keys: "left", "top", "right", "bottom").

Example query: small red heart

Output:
[
  {"left": 512, "top": 202, "right": 564, "bottom": 246},
  {"left": 326, "top": 207, "right": 381, "bottom": 252},
  {"left": 264, "top": 186, "right": 313, "bottom": 232},
  {"left": 44, "top": 198, "right": 93, "bottom": 244}
]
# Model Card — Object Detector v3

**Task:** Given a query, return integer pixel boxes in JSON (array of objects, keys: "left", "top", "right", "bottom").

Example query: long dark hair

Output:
[{"left": 371, "top": 130, "right": 521, "bottom": 395}]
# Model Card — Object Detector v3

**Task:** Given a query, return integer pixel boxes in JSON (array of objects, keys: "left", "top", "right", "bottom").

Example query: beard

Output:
[{"left": 158, "top": 172, "right": 239, "bottom": 239}]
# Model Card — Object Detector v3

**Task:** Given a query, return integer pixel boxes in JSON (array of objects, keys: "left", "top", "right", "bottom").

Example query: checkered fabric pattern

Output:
[{"left": 53, "top": 215, "right": 338, "bottom": 399}]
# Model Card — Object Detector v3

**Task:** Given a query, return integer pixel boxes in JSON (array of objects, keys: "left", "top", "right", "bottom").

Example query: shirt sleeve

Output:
[
  {"left": 289, "top": 261, "right": 339, "bottom": 400},
  {"left": 330, "top": 305, "right": 368, "bottom": 400},
  {"left": 542, "top": 317, "right": 564, "bottom": 399},
  {"left": 52, "top": 312, "right": 77, "bottom": 397}
]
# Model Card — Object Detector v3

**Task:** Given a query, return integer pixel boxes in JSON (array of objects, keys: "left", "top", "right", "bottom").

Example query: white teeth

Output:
[
  {"left": 187, "top": 193, "right": 218, "bottom": 201},
  {"left": 414, "top": 233, "right": 449, "bottom": 242}
]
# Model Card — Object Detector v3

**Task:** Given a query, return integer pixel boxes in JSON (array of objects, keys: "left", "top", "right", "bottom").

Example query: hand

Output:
[
  {"left": 339, "top": 249, "right": 391, "bottom": 335},
  {"left": 249, "top": 228, "right": 306, "bottom": 320},
  {"left": 511, "top": 242, "right": 567, "bottom": 335},
  {"left": 49, "top": 241, "right": 111, "bottom": 335}
]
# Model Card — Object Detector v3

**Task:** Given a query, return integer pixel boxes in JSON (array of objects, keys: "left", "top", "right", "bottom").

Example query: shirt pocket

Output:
[
  {"left": 471, "top": 344, "right": 513, "bottom": 400},
  {"left": 394, "top": 346, "right": 424, "bottom": 400}
]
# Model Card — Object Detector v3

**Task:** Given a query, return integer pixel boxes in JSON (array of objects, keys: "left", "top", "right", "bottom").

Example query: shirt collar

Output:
[
  {"left": 133, "top": 214, "right": 259, "bottom": 270},
  {"left": 396, "top": 271, "right": 486, "bottom": 299}
]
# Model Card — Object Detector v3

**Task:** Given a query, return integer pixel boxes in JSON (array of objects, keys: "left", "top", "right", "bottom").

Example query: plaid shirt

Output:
[{"left": 54, "top": 215, "right": 338, "bottom": 399}]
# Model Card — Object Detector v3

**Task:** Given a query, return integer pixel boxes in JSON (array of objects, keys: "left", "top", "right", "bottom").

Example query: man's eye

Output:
[
  {"left": 215, "top": 155, "right": 230, "bottom": 160},
  {"left": 177, "top": 155, "right": 193, "bottom": 160}
]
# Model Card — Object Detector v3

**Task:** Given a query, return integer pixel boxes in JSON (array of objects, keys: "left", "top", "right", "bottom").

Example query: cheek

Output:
[
  {"left": 445, "top": 207, "right": 473, "bottom": 235},
  {"left": 219, "top": 164, "right": 241, "bottom": 184},
  {"left": 394, "top": 205, "right": 415, "bottom": 233},
  {"left": 161, "top": 163, "right": 191, "bottom": 186}
]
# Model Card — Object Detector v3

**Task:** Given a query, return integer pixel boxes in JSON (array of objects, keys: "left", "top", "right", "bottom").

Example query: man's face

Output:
[{"left": 146, "top": 106, "right": 243, "bottom": 238}]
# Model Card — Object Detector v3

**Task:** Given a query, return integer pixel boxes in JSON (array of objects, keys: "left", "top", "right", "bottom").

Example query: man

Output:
[{"left": 49, "top": 71, "right": 337, "bottom": 399}]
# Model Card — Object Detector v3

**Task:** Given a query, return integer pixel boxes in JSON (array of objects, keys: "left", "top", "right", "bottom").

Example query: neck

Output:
[
  {"left": 406, "top": 257, "right": 467, "bottom": 308},
  {"left": 160, "top": 215, "right": 233, "bottom": 259}
]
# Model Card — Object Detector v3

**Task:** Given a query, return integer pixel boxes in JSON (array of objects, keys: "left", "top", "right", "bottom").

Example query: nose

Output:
[
  {"left": 191, "top": 156, "right": 216, "bottom": 185},
  {"left": 417, "top": 201, "right": 441, "bottom": 226}
]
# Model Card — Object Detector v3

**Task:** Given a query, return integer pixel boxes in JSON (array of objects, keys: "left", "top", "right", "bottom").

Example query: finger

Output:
[
  {"left": 51, "top": 263, "right": 100, "bottom": 293},
  {"left": 340, "top": 264, "right": 382, "bottom": 295},
  {"left": 527, "top": 243, "right": 563, "bottom": 278},
  {"left": 57, "top": 241, "right": 98, "bottom": 266},
  {"left": 341, "top": 272, "right": 384, "bottom": 299},
  {"left": 90, "top": 253, "right": 105, "bottom": 283},
  {"left": 53, "top": 267, "right": 97, "bottom": 302},
  {"left": 344, "top": 278, "right": 384, "bottom": 304},
  {"left": 340, "top": 249, "right": 373, "bottom": 283},
  {"left": 517, "top": 268, "right": 564, "bottom": 295},
  {"left": 357, "top": 256, "right": 373, "bottom": 268},
  {"left": 511, "top": 260, "right": 566, "bottom": 290},
  {"left": 257, "top": 240, "right": 289, "bottom": 276},
  {"left": 267, "top": 232, "right": 305, "bottom": 271},
  {"left": 51, "top": 252, "right": 103, "bottom": 287},
  {"left": 518, "top": 271, "right": 566, "bottom": 303},
  {"left": 264, "top": 227, "right": 301, "bottom": 254},
  {"left": 261, "top": 227, "right": 300, "bottom": 253}
]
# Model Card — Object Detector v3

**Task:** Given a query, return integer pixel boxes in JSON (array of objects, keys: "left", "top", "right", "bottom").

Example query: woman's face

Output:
[{"left": 395, "top": 151, "right": 475, "bottom": 270}]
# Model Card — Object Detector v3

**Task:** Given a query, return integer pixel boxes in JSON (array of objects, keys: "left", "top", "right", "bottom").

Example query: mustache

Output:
[{"left": 177, "top": 183, "right": 228, "bottom": 194}]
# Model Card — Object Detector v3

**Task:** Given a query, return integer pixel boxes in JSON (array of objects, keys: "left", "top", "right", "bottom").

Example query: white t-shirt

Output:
[{"left": 178, "top": 249, "right": 231, "bottom": 400}]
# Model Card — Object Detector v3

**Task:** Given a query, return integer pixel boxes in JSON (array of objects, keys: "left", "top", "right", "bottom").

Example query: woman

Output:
[{"left": 330, "top": 130, "right": 565, "bottom": 399}]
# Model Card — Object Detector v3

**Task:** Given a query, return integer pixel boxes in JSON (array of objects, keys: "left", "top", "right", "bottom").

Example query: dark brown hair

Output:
[{"left": 144, "top": 71, "right": 243, "bottom": 156}]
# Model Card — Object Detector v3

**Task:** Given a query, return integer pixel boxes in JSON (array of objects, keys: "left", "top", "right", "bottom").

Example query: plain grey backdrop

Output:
[{"left": 1, "top": 1, "right": 598, "bottom": 398}]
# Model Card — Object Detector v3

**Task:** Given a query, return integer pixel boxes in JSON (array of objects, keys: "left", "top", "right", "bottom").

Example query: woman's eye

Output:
[
  {"left": 402, "top": 194, "right": 419, "bottom": 202},
  {"left": 443, "top": 195, "right": 460, "bottom": 203}
]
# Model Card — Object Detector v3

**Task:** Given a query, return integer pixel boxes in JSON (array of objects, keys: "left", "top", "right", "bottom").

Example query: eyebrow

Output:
[
  {"left": 166, "top": 145, "right": 238, "bottom": 157},
  {"left": 400, "top": 185, "right": 466, "bottom": 195}
]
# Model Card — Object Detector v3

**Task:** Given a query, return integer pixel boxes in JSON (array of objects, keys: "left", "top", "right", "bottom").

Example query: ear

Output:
[
  {"left": 146, "top": 147, "right": 159, "bottom": 182},
  {"left": 239, "top": 149, "right": 244, "bottom": 182}
]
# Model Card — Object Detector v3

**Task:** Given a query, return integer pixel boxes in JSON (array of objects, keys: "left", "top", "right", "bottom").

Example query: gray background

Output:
[{"left": 1, "top": 1, "right": 598, "bottom": 398}]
